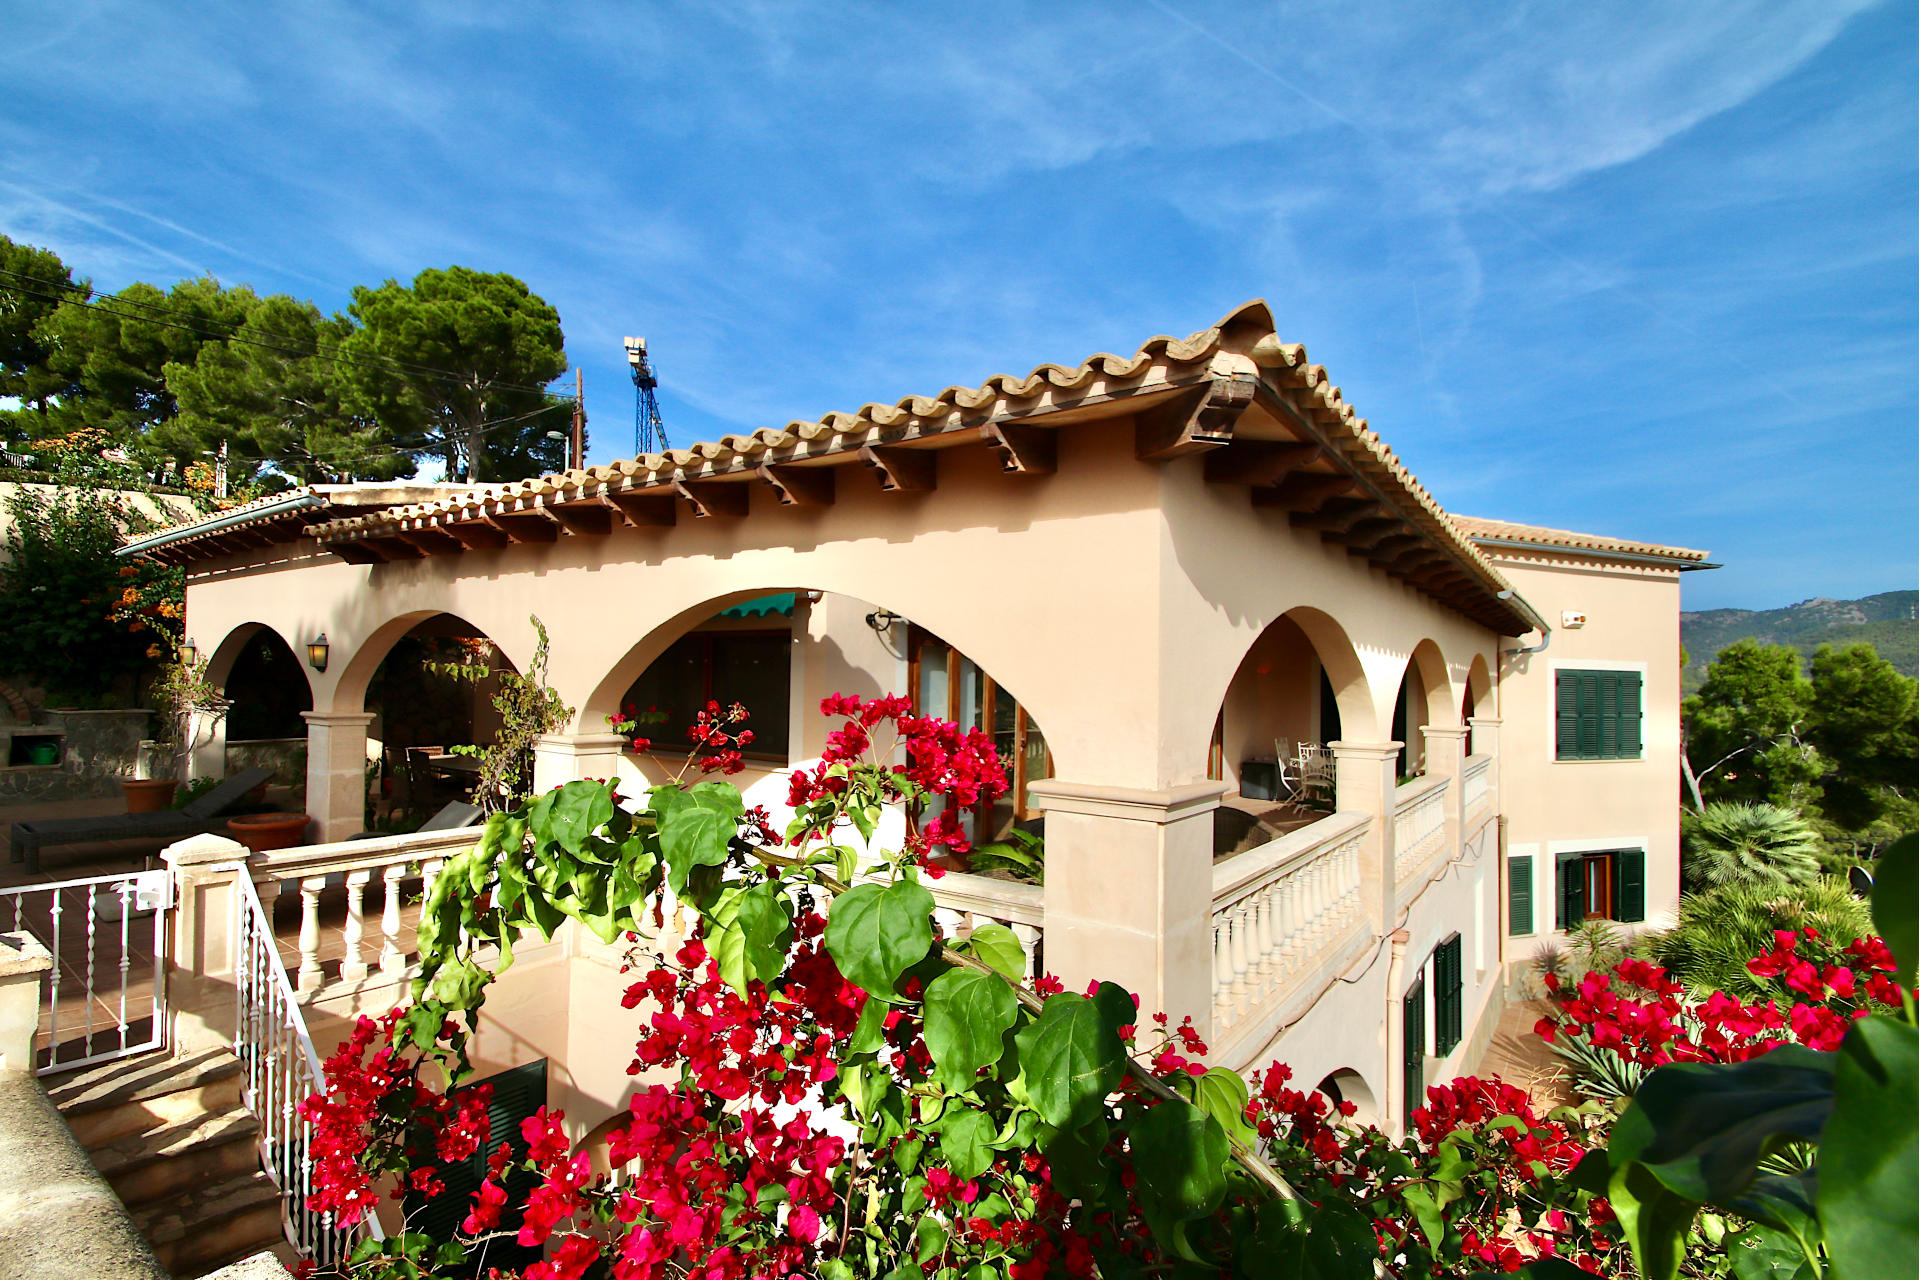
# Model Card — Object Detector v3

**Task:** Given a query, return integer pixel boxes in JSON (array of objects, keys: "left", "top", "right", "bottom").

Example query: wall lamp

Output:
[
  {"left": 307, "top": 633, "right": 330, "bottom": 673},
  {"left": 864, "top": 608, "right": 902, "bottom": 634},
  {"left": 178, "top": 638, "right": 198, "bottom": 666}
]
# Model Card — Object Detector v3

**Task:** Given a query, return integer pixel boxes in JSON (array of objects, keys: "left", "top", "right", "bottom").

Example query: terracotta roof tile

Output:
[{"left": 1454, "top": 516, "right": 1710, "bottom": 563}]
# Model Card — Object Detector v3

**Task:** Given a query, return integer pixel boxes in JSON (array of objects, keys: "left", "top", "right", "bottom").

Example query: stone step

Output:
[
  {"left": 91, "top": 1106, "right": 263, "bottom": 1207},
  {"left": 48, "top": 1048, "right": 244, "bottom": 1149},
  {"left": 134, "top": 1169, "right": 288, "bottom": 1280}
]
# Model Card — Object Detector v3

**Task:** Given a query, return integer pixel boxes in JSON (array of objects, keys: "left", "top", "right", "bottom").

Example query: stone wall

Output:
[
  {"left": 0, "top": 710, "right": 150, "bottom": 805},
  {"left": 225, "top": 737, "right": 307, "bottom": 796}
]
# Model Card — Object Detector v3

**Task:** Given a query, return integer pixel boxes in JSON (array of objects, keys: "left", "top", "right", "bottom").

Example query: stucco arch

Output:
[
  {"left": 1205, "top": 605, "right": 1379, "bottom": 769},
  {"left": 1405, "top": 639, "right": 1459, "bottom": 730},
  {"left": 204, "top": 620, "right": 312, "bottom": 697},
  {"left": 1464, "top": 652, "right": 1493, "bottom": 716},
  {"left": 332, "top": 610, "right": 524, "bottom": 714}
]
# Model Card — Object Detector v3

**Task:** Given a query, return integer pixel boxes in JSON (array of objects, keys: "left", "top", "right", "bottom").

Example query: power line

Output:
[{"left": 0, "top": 268, "right": 579, "bottom": 401}]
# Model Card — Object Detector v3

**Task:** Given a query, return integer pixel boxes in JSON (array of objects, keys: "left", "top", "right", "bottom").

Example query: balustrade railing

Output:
[
  {"left": 1210, "top": 812, "right": 1368, "bottom": 1045},
  {"left": 1392, "top": 775, "right": 1449, "bottom": 886},
  {"left": 250, "top": 828, "right": 480, "bottom": 996},
  {"left": 1462, "top": 753, "right": 1492, "bottom": 813},
  {"left": 927, "top": 871, "right": 1044, "bottom": 982},
  {"left": 234, "top": 872, "right": 379, "bottom": 1264}
]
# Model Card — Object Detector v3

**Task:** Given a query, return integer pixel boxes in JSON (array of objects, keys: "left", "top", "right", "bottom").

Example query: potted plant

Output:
[{"left": 128, "top": 643, "right": 229, "bottom": 812}]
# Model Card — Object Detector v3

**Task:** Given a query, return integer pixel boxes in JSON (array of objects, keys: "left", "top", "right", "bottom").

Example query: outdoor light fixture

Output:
[
  {"left": 307, "top": 633, "right": 330, "bottom": 673},
  {"left": 864, "top": 608, "right": 902, "bottom": 634},
  {"left": 178, "top": 638, "right": 198, "bottom": 666}
]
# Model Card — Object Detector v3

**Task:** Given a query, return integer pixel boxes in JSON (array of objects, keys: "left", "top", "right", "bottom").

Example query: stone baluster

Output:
[
  {"left": 341, "top": 869, "right": 370, "bottom": 981},
  {"left": 296, "top": 876, "right": 325, "bottom": 991},
  {"left": 1010, "top": 923, "right": 1041, "bottom": 983},
  {"left": 379, "top": 864, "right": 407, "bottom": 974}
]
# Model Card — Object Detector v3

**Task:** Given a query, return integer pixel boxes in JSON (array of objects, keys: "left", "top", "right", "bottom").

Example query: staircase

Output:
[{"left": 48, "top": 1049, "right": 293, "bottom": 1278}]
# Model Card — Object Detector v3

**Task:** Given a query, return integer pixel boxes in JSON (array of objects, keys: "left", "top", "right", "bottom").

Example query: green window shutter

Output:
[
  {"left": 1555, "top": 671, "right": 1580, "bottom": 759},
  {"left": 1577, "top": 672, "right": 1601, "bottom": 759},
  {"left": 1403, "top": 975, "right": 1426, "bottom": 1127},
  {"left": 1555, "top": 850, "right": 1586, "bottom": 930},
  {"left": 1435, "top": 935, "right": 1463, "bottom": 1054},
  {"left": 406, "top": 1059, "right": 548, "bottom": 1276},
  {"left": 1508, "top": 855, "right": 1535, "bottom": 936},
  {"left": 1614, "top": 848, "right": 1646, "bottom": 923},
  {"left": 1596, "top": 672, "right": 1621, "bottom": 758},
  {"left": 1618, "top": 672, "right": 1643, "bottom": 758}
]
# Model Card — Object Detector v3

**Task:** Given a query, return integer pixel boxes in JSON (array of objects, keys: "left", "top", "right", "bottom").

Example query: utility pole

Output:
[
  {"left": 571, "top": 368, "right": 585, "bottom": 471},
  {"left": 213, "top": 439, "right": 229, "bottom": 499}
]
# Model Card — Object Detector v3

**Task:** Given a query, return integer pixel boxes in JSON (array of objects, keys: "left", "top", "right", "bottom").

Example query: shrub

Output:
[
  {"left": 1646, "top": 879, "right": 1873, "bottom": 1003},
  {"left": 1681, "top": 800, "right": 1823, "bottom": 892}
]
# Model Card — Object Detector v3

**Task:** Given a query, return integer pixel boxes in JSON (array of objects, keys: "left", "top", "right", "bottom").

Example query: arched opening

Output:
[
  {"left": 1315, "top": 1068, "right": 1377, "bottom": 1126},
  {"left": 1463, "top": 653, "right": 1493, "bottom": 756},
  {"left": 590, "top": 589, "right": 1052, "bottom": 875},
  {"left": 361, "top": 613, "right": 517, "bottom": 829},
  {"left": 1211, "top": 609, "right": 1372, "bottom": 858},
  {"left": 1393, "top": 640, "right": 1457, "bottom": 780},
  {"left": 212, "top": 624, "right": 313, "bottom": 801}
]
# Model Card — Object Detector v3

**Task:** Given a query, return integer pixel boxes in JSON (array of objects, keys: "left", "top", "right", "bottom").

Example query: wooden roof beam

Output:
[
  {"left": 1135, "top": 377, "right": 1256, "bottom": 461},
  {"left": 328, "top": 541, "right": 387, "bottom": 565},
  {"left": 396, "top": 527, "right": 466, "bottom": 556},
  {"left": 1365, "top": 533, "right": 1427, "bottom": 563},
  {"left": 444, "top": 521, "right": 511, "bottom": 550},
  {"left": 757, "top": 463, "right": 835, "bottom": 508},
  {"left": 364, "top": 535, "right": 424, "bottom": 560},
  {"left": 1204, "top": 439, "right": 1322, "bottom": 486},
  {"left": 485, "top": 511, "right": 559, "bottom": 544},
  {"left": 1324, "top": 518, "right": 1406, "bottom": 550},
  {"left": 860, "top": 445, "right": 936, "bottom": 492},
  {"left": 981, "top": 423, "right": 1056, "bottom": 475},
  {"left": 675, "top": 479, "right": 749, "bottom": 519},
  {"left": 546, "top": 502, "right": 614, "bottom": 536},
  {"left": 1252, "top": 470, "right": 1356, "bottom": 510},
  {"left": 606, "top": 490, "right": 677, "bottom": 527},
  {"left": 1288, "top": 497, "right": 1379, "bottom": 532}
]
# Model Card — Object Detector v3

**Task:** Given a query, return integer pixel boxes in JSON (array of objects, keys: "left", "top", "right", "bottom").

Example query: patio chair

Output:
[
  {"left": 8, "top": 766, "right": 276, "bottom": 874},
  {"left": 1295, "top": 745, "right": 1337, "bottom": 808},
  {"left": 350, "top": 799, "right": 483, "bottom": 840}
]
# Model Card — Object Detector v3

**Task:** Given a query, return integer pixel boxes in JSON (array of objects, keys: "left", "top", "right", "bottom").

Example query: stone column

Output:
[
  {"left": 1468, "top": 716, "right": 1502, "bottom": 814},
  {"left": 302, "top": 711, "right": 375, "bottom": 843},
  {"left": 1330, "top": 741, "right": 1403, "bottom": 933},
  {"left": 162, "top": 833, "right": 251, "bottom": 1055},
  {"left": 1423, "top": 725, "right": 1469, "bottom": 863},
  {"left": 0, "top": 934, "right": 52, "bottom": 1074},
  {"left": 532, "top": 732, "right": 631, "bottom": 794},
  {"left": 186, "top": 708, "right": 227, "bottom": 784},
  {"left": 1026, "top": 779, "right": 1225, "bottom": 1039}
]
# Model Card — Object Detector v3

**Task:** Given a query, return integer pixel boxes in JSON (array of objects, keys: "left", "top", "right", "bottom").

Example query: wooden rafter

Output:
[
  {"left": 546, "top": 502, "right": 614, "bottom": 536},
  {"left": 756, "top": 463, "right": 836, "bottom": 508},
  {"left": 365, "top": 535, "right": 424, "bottom": 560},
  {"left": 1323, "top": 517, "right": 1406, "bottom": 550},
  {"left": 860, "top": 445, "right": 936, "bottom": 492},
  {"left": 980, "top": 423, "right": 1056, "bottom": 475},
  {"left": 674, "top": 479, "right": 749, "bottom": 519},
  {"left": 484, "top": 512, "right": 559, "bottom": 544},
  {"left": 327, "top": 541, "right": 386, "bottom": 565},
  {"left": 606, "top": 490, "right": 677, "bottom": 527},
  {"left": 444, "top": 521, "right": 512, "bottom": 550},
  {"left": 1134, "top": 377, "right": 1256, "bottom": 461},
  {"left": 395, "top": 527, "right": 465, "bottom": 556},
  {"left": 1252, "top": 470, "right": 1357, "bottom": 509},
  {"left": 1288, "top": 497, "right": 1378, "bottom": 532},
  {"left": 1203, "top": 440, "right": 1322, "bottom": 486}
]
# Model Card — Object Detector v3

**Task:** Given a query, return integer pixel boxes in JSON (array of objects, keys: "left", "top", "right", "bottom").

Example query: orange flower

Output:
[
  {"left": 118, "top": 565, "right": 139, "bottom": 579},
  {"left": 145, "top": 644, "right": 163, "bottom": 659},
  {"left": 128, "top": 619, "right": 146, "bottom": 633}
]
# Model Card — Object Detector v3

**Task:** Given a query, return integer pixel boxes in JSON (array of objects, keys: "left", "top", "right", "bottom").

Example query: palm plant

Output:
[
  {"left": 1644, "top": 879, "right": 1873, "bottom": 1003},
  {"left": 1681, "top": 800, "right": 1823, "bottom": 893}
]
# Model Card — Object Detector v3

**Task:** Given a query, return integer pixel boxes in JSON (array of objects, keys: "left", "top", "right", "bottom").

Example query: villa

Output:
[{"left": 6, "top": 301, "right": 1708, "bottom": 1271}]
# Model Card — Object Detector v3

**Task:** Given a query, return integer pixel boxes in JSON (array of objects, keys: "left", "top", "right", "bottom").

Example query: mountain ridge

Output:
[{"left": 1681, "top": 590, "right": 1917, "bottom": 693}]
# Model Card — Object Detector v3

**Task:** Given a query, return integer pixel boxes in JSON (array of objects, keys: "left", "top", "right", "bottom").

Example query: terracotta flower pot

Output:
[
  {"left": 124, "top": 778, "right": 178, "bottom": 813},
  {"left": 226, "top": 811, "right": 311, "bottom": 854}
]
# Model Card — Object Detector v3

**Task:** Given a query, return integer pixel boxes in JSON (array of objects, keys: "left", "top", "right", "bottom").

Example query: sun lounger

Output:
[{"left": 8, "top": 767, "right": 277, "bottom": 873}]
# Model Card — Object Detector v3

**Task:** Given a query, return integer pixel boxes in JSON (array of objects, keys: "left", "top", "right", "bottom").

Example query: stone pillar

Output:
[
  {"left": 1381, "top": 927, "right": 1412, "bottom": 1139},
  {"left": 1027, "top": 779, "right": 1225, "bottom": 1038},
  {"left": 1330, "top": 741, "right": 1403, "bottom": 933},
  {"left": 303, "top": 711, "right": 375, "bottom": 843},
  {"left": 1423, "top": 725, "right": 1469, "bottom": 862},
  {"left": 186, "top": 710, "right": 226, "bottom": 784},
  {"left": 162, "top": 833, "right": 251, "bottom": 1055},
  {"left": 532, "top": 732, "right": 630, "bottom": 795},
  {"left": 1468, "top": 716, "right": 1501, "bottom": 814},
  {"left": 0, "top": 934, "right": 52, "bottom": 1074}
]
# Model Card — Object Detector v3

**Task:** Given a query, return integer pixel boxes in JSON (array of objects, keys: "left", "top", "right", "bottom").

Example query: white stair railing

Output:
[{"left": 233, "top": 871, "right": 381, "bottom": 1265}]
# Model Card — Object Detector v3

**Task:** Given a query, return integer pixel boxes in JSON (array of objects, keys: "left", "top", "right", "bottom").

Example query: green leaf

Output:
[
  {"left": 1130, "top": 1096, "right": 1229, "bottom": 1223},
  {"left": 848, "top": 994, "right": 887, "bottom": 1056},
  {"left": 1729, "top": 1225, "right": 1817, "bottom": 1280},
  {"left": 924, "top": 968, "right": 1019, "bottom": 1092},
  {"left": 1400, "top": 1183, "right": 1447, "bottom": 1251},
  {"left": 938, "top": 1108, "right": 999, "bottom": 1180},
  {"left": 1870, "top": 832, "right": 1916, "bottom": 988},
  {"left": 825, "top": 880, "right": 936, "bottom": 1002},
  {"left": 1244, "top": 1199, "right": 1380, "bottom": 1280},
  {"left": 686, "top": 780, "right": 747, "bottom": 819},
  {"left": 426, "top": 955, "right": 490, "bottom": 1010},
  {"left": 1013, "top": 987, "right": 1130, "bottom": 1129},
  {"left": 1607, "top": 1158, "right": 1702, "bottom": 1280},
  {"left": 965, "top": 923, "right": 1027, "bottom": 981},
  {"left": 1037, "top": 1117, "right": 1110, "bottom": 1202},
  {"left": 914, "top": 1215, "right": 947, "bottom": 1264},
  {"left": 527, "top": 779, "right": 614, "bottom": 855},
  {"left": 1819, "top": 1014, "right": 1918, "bottom": 1280},
  {"left": 734, "top": 880, "right": 795, "bottom": 982},
  {"left": 659, "top": 804, "right": 736, "bottom": 894},
  {"left": 1192, "top": 1068, "right": 1258, "bottom": 1149}
]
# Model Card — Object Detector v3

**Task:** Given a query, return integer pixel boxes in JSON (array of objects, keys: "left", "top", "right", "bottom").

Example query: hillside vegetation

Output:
[{"left": 1682, "top": 589, "right": 1916, "bottom": 693}]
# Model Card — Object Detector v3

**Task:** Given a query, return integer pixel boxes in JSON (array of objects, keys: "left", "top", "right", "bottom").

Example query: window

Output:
[
  {"left": 1433, "top": 934, "right": 1463, "bottom": 1055},
  {"left": 908, "top": 627, "right": 1052, "bottom": 838},
  {"left": 406, "top": 1059, "right": 547, "bottom": 1276},
  {"left": 1508, "top": 854, "right": 1535, "bottom": 937},
  {"left": 624, "top": 630, "right": 790, "bottom": 760},
  {"left": 1402, "top": 973, "right": 1426, "bottom": 1128},
  {"left": 1555, "top": 669, "right": 1643, "bottom": 760},
  {"left": 1555, "top": 848, "right": 1645, "bottom": 928}
]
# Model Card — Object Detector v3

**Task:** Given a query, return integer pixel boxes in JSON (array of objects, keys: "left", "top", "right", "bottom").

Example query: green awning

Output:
[{"left": 718, "top": 592, "right": 796, "bottom": 619}]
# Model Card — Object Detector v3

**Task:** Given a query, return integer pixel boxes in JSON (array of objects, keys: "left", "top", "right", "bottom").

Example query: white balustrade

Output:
[
  {"left": 1392, "top": 775, "right": 1450, "bottom": 886},
  {"left": 1462, "top": 753, "right": 1492, "bottom": 812},
  {"left": 1210, "top": 812, "right": 1369, "bottom": 1036},
  {"left": 922, "top": 872, "right": 1045, "bottom": 982}
]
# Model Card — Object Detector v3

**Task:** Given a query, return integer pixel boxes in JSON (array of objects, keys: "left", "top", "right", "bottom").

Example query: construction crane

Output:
[{"left": 624, "top": 336, "right": 667, "bottom": 455}]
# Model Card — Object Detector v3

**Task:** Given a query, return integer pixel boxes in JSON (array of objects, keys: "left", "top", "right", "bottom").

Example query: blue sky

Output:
[{"left": 2, "top": 1, "right": 1913, "bottom": 610}]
